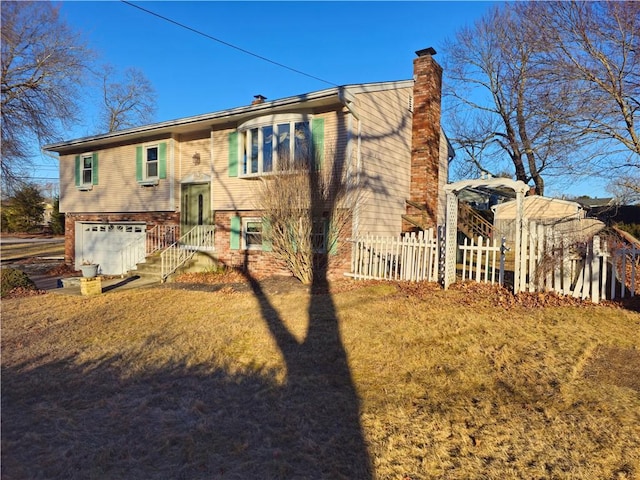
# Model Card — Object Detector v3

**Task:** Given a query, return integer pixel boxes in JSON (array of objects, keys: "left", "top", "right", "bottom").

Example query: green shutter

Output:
[
  {"left": 326, "top": 221, "right": 338, "bottom": 255},
  {"left": 262, "top": 217, "right": 272, "bottom": 252},
  {"left": 158, "top": 142, "right": 167, "bottom": 179},
  {"left": 289, "top": 222, "right": 298, "bottom": 253},
  {"left": 75, "top": 155, "right": 81, "bottom": 186},
  {"left": 136, "top": 146, "right": 143, "bottom": 182},
  {"left": 230, "top": 215, "right": 241, "bottom": 250},
  {"left": 312, "top": 118, "right": 325, "bottom": 170},
  {"left": 92, "top": 152, "right": 99, "bottom": 185},
  {"left": 228, "top": 132, "right": 238, "bottom": 177}
]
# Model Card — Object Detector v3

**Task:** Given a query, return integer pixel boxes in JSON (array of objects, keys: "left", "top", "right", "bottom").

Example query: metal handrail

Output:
[
  {"left": 146, "top": 225, "right": 179, "bottom": 255},
  {"left": 160, "top": 225, "right": 215, "bottom": 281}
]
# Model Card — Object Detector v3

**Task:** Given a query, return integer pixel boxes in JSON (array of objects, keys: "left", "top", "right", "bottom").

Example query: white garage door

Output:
[{"left": 76, "top": 223, "right": 146, "bottom": 275}]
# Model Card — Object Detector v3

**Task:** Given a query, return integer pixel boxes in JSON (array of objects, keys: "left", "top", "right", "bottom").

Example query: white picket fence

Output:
[
  {"left": 348, "top": 229, "right": 439, "bottom": 282},
  {"left": 518, "top": 222, "right": 638, "bottom": 303},
  {"left": 611, "top": 245, "right": 638, "bottom": 299},
  {"left": 347, "top": 222, "right": 638, "bottom": 304},
  {"left": 459, "top": 236, "right": 505, "bottom": 285}
]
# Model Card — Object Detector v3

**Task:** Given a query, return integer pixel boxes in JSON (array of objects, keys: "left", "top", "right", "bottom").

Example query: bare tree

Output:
[
  {"left": 1, "top": 1, "right": 92, "bottom": 192},
  {"left": 99, "top": 65, "right": 156, "bottom": 133},
  {"left": 607, "top": 177, "right": 640, "bottom": 205},
  {"left": 531, "top": 1, "right": 640, "bottom": 194},
  {"left": 257, "top": 147, "right": 356, "bottom": 285},
  {"left": 443, "top": 2, "right": 639, "bottom": 197},
  {"left": 443, "top": 4, "right": 559, "bottom": 195}
]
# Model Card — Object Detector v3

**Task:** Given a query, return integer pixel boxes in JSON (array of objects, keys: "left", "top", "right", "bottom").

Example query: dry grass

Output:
[{"left": 2, "top": 279, "right": 639, "bottom": 479}]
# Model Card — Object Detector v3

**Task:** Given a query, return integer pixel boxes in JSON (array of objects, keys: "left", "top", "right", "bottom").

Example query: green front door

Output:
[{"left": 181, "top": 183, "right": 211, "bottom": 231}]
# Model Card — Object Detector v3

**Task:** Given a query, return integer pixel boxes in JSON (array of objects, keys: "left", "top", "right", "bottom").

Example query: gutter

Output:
[{"left": 43, "top": 80, "right": 411, "bottom": 154}]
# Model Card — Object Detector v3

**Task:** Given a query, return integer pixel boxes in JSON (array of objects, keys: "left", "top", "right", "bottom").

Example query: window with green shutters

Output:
[
  {"left": 229, "top": 114, "right": 325, "bottom": 178},
  {"left": 136, "top": 142, "right": 167, "bottom": 184},
  {"left": 75, "top": 152, "right": 98, "bottom": 189},
  {"left": 229, "top": 216, "right": 272, "bottom": 251}
]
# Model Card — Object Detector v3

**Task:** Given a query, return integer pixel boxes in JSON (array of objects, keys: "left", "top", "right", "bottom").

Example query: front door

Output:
[{"left": 181, "top": 183, "right": 211, "bottom": 232}]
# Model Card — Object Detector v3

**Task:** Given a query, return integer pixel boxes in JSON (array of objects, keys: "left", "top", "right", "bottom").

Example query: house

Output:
[
  {"left": 492, "top": 195, "right": 604, "bottom": 243},
  {"left": 43, "top": 47, "right": 453, "bottom": 278}
]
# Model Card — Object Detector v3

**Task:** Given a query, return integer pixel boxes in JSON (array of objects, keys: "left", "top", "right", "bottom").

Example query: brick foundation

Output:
[
  {"left": 214, "top": 210, "right": 352, "bottom": 281},
  {"left": 65, "top": 209, "right": 351, "bottom": 280}
]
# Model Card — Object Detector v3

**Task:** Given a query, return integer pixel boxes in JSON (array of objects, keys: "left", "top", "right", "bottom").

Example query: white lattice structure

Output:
[{"left": 443, "top": 178, "right": 529, "bottom": 292}]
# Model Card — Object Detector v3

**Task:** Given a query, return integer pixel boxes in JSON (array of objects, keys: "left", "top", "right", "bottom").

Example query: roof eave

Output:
[
  {"left": 43, "top": 80, "right": 412, "bottom": 154},
  {"left": 43, "top": 86, "right": 341, "bottom": 154}
]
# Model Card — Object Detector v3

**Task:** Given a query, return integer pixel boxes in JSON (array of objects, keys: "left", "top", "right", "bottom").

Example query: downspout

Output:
[
  {"left": 170, "top": 137, "right": 176, "bottom": 212},
  {"left": 210, "top": 129, "right": 215, "bottom": 223}
]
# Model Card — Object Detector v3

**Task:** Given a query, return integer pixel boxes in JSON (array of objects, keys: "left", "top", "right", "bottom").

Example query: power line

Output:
[{"left": 120, "top": 1, "right": 339, "bottom": 88}]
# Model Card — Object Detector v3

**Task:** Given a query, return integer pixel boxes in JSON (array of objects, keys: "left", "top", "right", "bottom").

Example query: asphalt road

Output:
[
  {"left": 1, "top": 236, "right": 65, "bottom": 262},
  {"left": 0, "top": 236, "right": 65, "bottom": 244}
]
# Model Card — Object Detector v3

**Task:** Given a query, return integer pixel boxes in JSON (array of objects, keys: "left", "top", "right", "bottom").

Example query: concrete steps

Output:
[
  {"left": 134, "top": 250, "right": 218, "bottom": 282},
  {"left": 133, "top": 254, "right": 164, "bottom": 281}
]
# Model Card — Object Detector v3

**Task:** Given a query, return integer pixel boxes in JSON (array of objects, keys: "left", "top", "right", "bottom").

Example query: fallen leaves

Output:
[{"left": 450, "top": 281, "right": 597, "bottom": 309}]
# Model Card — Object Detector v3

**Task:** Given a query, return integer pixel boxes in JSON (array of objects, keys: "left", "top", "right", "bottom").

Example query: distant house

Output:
[
  {"left": 492, "top": 195, "right": 604, "bottom": 243},
  {"left": 43, "top": 48, "right": 453, "bottom": 277},
  {"left": 41, "top": 202, "right": 54, "bottom": 227},
  {"left": 573, "top": 197, "right": 615, "bottom": 209}
]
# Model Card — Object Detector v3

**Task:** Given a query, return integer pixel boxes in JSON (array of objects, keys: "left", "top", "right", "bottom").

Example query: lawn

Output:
[{"left": 2, "top": 278, "right": 639, "bottom": 479}]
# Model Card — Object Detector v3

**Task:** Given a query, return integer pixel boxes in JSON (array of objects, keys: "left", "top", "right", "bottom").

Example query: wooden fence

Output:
[
  {"left": 517, "top": 222, "right": 638, "bottom": 303},
  {"left": 347, "top": 222, "right": 638, "bottom": 304},
  {"left": 348, "top": 229, "right": 438, "bottom": 282},
  {"left": 459, "top": 236, "right": 505, "bottom": 286},
  {"left": 609, "top": 244, "right": 638, "bottom": 300}
]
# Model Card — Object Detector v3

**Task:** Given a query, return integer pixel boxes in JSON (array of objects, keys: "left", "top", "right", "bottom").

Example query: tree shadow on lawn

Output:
[{"left": 1, "top": 289, "right": 371, "bottom": 480}]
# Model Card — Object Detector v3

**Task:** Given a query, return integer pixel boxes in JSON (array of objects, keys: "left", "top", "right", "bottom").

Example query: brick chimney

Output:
[
  {"left": 407, "top": 47, "right": 443, "bottom": 230},
  {"left": 252, "top": 94, "right": 267, "bottom": 105}
]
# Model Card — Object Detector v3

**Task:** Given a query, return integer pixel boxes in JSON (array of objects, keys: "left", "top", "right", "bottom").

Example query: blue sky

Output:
[{"left": 35, "top": 1, "right": 609, "bottom": 198}]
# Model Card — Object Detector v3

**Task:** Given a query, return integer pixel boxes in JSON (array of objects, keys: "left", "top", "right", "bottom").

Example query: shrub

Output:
[
  {"left": 1, "top": 268, "right": 37, "bottom": 297},
  {"left": 50, "top": 197, "right": 65, "bottom": 235},
  {"left": 3, "top": 184, "right": 45, "bottom": 233}
]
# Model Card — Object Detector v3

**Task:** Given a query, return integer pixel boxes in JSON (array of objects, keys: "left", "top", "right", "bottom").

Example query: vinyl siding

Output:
[
  {"left": 174, "top": 130, "right": 213, "bottom": 209},
  {"left": 493, "top": 196, "right": 584, "bottom": 221},
  {"left": 353, "top": 86, "right": 413, "bottom": 237},
  {"left": 59, "top": 140, "right": 174, "bottom": 214}
]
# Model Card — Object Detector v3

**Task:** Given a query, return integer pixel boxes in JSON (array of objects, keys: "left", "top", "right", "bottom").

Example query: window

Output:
[
  {"left": 136, "top": 142, "right": 167, "bottom": 184},
  {"left": 81, "top": 154, "right": 94, "bottom": 185},
  {"left": 146, "top": 146, "right": 158, "bottom": 178},
  {"left": 237, "top": 114, "right": 317, "bottom": 177},
  {"left": 243, "top": 217, "right": 263, "bottom": 250},
  {"left": 75, "top": 152, "right": 98, "bottom": 189},
  {"left": 311, "top": 219, "right": 327, "bottom": 253}
]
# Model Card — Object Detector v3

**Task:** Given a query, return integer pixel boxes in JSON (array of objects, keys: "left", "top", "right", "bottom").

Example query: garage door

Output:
[{"left": 76, "top": 223, "right": 146, "bottom": 275}]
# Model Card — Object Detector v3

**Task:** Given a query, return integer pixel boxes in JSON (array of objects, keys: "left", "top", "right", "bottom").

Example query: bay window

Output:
[{"left": 238, "top": 114, "right": 318, "bottom": 177}]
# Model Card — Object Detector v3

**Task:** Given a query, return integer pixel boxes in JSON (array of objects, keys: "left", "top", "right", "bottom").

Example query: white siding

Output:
[
  {"left": 353, "top": 86, "right": 413, "bottom": 237},
  {"left": 59, "top": 140, "right": 174, "bottom": 214}
]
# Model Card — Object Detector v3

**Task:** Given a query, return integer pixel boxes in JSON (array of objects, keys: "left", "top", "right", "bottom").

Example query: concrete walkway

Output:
[{"left": 34, "top": 274, "right": 160, "bottom": 296}]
